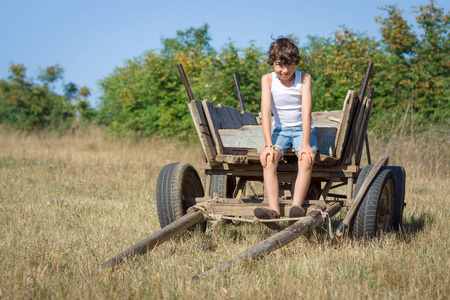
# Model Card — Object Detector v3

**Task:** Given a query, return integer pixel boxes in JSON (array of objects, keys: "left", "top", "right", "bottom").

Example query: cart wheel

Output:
[
  {"left": 353, "top": 164, "right": 374, "bottom": 197},
  {"left": 156, "top": 162, "right": 204, "bottom": 229},
  {"left": 386, "top": 166, "right": 406, "bottom": 231},
  {"left": 349, "top": 164, "right": 374, "bottom": 233},
  {"left": 352, "top": 167, "right": 395, "bottom": 238},
  {"left": 210, "top": 175, "right": 236, "bottom": 198}
]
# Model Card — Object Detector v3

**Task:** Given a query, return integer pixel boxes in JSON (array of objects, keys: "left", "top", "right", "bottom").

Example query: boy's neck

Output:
[{"left": 278, "top": 71, "right": 296, "bottom": 87}]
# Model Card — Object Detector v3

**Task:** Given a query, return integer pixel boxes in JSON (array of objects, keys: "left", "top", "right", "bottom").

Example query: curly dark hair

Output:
[{"left": 267, "top": 37, "right": 301, "bottom": 66}]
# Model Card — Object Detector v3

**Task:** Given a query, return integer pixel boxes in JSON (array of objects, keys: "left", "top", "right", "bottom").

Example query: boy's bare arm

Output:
[
  {"left": 260, "top": 74, "right": 273, "bottom": 167},
  {"left": 299, "top": 73, "right": 315, "bottom": 164}
]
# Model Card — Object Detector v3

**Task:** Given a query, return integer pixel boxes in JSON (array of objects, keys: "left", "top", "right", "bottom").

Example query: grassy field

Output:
[{"left": 0, "top": 127, "right": 448, "bottom": 299}]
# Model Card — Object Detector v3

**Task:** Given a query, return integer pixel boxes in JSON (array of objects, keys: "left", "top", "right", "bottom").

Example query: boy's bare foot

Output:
[
  {"left": 288, "top": 205, "right": 306, "bottom": 226},
  {"left": 254, "top": 207, "right": 280, "bottom": 230}
]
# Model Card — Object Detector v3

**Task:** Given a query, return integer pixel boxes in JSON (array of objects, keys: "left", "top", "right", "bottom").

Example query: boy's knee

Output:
[
  {"left": 297, "top": 158, "right": 313, "bottom": 171},
  {"left": 268, "top": 152, "right": 281, "bottom": 167},
  {"left": 264, "top": 158, "right": 278, "bottom": 171}
]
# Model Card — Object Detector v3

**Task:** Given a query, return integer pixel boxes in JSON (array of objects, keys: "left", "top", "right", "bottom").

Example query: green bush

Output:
[{"left": 0, "top": 64, "right": 96, "bottom": 133}]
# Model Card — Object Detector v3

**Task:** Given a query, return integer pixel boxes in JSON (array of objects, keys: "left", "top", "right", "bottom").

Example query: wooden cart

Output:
[{"left": 98, "top": 63, "right": 406, "bottom": 277}]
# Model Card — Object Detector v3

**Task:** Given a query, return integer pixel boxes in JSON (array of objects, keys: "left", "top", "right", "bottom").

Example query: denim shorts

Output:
[{"left": 271, "top": 126, "right": 318, "bottom": 156}]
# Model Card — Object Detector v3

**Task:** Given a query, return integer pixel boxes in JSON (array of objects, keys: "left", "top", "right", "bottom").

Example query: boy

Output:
[{"left": 254, "top": 37, "right": 318, "bottom": 230}]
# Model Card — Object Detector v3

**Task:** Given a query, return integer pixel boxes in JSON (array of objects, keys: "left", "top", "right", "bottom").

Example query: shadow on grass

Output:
[
  {"left": 398, "top": 211, "right": 435, "bottom": 241},
  {"left": 311, "top": 210, "right": 435, "bottom": 242},
  {"left": 175, "top": 210, "right": 435, "bottom": 251}
]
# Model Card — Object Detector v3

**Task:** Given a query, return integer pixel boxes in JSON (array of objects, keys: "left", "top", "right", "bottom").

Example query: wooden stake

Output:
[{"left": 96, "top": 211, "right": 205, "bottom": 272}]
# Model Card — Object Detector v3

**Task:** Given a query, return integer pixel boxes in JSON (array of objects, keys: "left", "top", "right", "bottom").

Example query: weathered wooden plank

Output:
[
  {"left": 334, "top": 90, "right": 358, "bottom": 160},
  {"left": 202, "top": 100, "right": 224, "bottom": 155},
  {"left": 220, "top": 145, "right": 340, "bottom": 167},
  {"left": 207, "top": 104, "right": 229, "bottom": 129},
  {"left": 213, "top": 105, "right": 259, "bottom": 128},
  {"left": 202, "top": 100, "right": 260, "bottom": 131},
  {"left": 343, "top": 96, "right": 368, "bottom": 165},
  {"left": 210, "top": 202, "right": 328, "bottom": 217},
  {"left": 353, "top": 97, "right": 370, "bottom": 165},
  {"left": 202, "top": 101, "right": 220, "bottom": 130},
  {"left": 333, "top": 91, "right": 352, "bottom": 156},
  {"left": 319, "top": 180, "right": 334, "bottom": 201},
  {"left": 200, "top": 157, "right": 358, "bottom": 172},
  {"left": 314, "top": 154, "right": 340, "bottom": 167},
  {"left": 215, "top": 154, "right": 249, "bottom": 164},
  {"left": 224, "top": 105, "right": 245, "bottom": 129},
  {"left": 197, "top": 197, "right": 331, "bottom": 206},
  {"left": 219, "top": 125, "right": 263, "bottom": 149},
  {"left": 188, "top": 100, "right": 219, "bottom": 166},
  {"left": 219, "top": 123, "right": 338, "bottom": 156},
  {"left": 316, "top": 126, "right": 338, "bottom": 156},
  {"left": 199, "top": 163, "right": 357, "bottom": 179},
  {"left": 228, "top": 106, "right": 243, "bottom": 126},
  {"left": 211, "top": 105, "right": 227, "bottom": 129},
  {"left": 213, "top": 104, "right": 238, "bottom": 129},
  {"left": 241, "top": 110, "right": 259, "bottom": 126},
  {"left": 356, "top": 98, "right": 373, "bottom": 165},
  {"left": 336, "top": 90, "right": 359, "bottom": 160}
]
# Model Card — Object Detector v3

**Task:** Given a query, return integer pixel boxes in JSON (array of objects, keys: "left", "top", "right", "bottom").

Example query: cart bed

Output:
[{"left": 189, "top": 89, "right": 367, "bottom": 170}]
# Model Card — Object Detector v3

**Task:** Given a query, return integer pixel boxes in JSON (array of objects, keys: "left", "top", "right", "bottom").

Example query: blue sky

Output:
[{"left": 1, "top": 0, "right": 448, "bottom": 107}]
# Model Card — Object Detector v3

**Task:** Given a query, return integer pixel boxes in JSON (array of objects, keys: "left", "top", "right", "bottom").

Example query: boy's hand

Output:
[
  {"left": 299, "top": 145, "right": 316, "bottom": 164},
  {"left": 260, "top": 147, "right": 274, "bottom": 167}
]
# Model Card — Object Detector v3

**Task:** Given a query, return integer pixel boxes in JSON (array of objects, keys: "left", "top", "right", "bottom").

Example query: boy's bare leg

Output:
[
  {"left": 263, "top": 150, "right": 281, "bottom": 215},
  {"left": 292, "top": 154, "right": 313, "bottom": 207}
]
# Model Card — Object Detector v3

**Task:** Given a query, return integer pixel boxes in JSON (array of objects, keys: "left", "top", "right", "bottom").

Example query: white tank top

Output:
[{"left": 271, "top": 71, "right": 314, "bottom": 129}]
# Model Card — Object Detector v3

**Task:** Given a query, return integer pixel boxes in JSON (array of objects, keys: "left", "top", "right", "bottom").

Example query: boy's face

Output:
[{"left": 273, "top": 60, "right": 296, "bottom": 82}]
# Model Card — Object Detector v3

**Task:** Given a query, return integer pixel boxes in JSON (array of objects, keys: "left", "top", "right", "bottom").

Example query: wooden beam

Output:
[
  {"left": 334, "top": 91, "right": 358, "bottom": 160},
  {"left": 188, "top": 100, "right": 220, "bottom": 166},
  {"left": 202, "top": 100, "right": 224, "bottom": 155},
  {"left": 209, "top": 201, "right": 337, "bottom": 217},
  {"left": 319, "top": 180, "right": 334, "bottom": 201},
  {"left": 356, "top": 98, "right": 373, "bottom": 165},
  {"left": 200, "top": 163, "right": 358, "bottom": 179},
  {"left": 342, "top": 93, "right": 366, "bottom": 165},
  {"left": 96, "top": 211, "right": 205, "bottom": 271}
]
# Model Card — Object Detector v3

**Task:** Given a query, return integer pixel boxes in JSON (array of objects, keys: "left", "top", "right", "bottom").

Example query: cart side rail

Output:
[
  {"left": 334, "top": 90, "right": 358, "bottom": 160},
  {"left": 201, "top": 99, "right": 259, "bottom": 157},
  {"left": 188, "top": 99, "right": 259, "bottom": 166},
  {"left": 340, "top": 89, "right": 374, "bottom": 166},
  {"left": 188, "top": 100, "right": 220, "bottom": 166}
]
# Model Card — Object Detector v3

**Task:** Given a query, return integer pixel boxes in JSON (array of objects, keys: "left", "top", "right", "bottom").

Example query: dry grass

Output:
[{"left": 0, "top": 126, "right": 449, "bottom": 299}]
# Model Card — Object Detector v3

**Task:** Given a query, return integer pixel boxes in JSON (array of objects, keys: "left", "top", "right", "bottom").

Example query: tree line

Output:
[
  {"left": 1, "top": 1, "right": 448, "bottom": 137},
  {"left": 0, "top": 64, "right": 96, "bottom": 133}
]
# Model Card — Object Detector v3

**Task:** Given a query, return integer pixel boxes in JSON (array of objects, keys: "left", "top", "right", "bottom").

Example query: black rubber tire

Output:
[
  {"left": 352, "top": 168, "right": 395, "bottom": 239},
  {"left": 349, "top": 164, "right": 374, "bottom": 234},
  {"left": 354, "top": 164, "right": 374, "bottom": 197},
  {"left": 210, "top": 175, "right": 236, "bottom": 198},
  {"left": 386, "top": 166, "right": 406, "bottom": 231},
  {"left": 156, "top": 162, "right": 204, "bottom": 229},
  {"left": 353, "top": 165, "right": 406, "bottom": 232}
]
